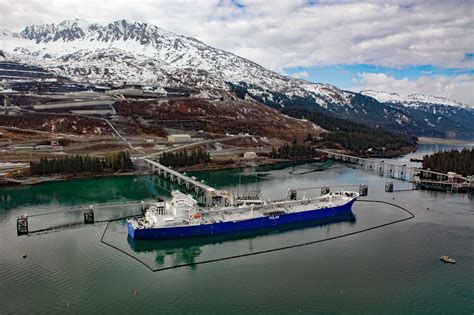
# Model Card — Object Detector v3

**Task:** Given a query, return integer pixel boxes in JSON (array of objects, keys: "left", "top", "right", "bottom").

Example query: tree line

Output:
[
  {"left": 270, "top": 142, "right": 317, "bottom": 159},
  {"left": 282, "top": 107, "right": 417, "bottom": 153},
  {"left": 159, "top": 148, "right": 211, "bottom": 167},
  {"left": 422, "top": 149, "right": 473, "bottom": 176},
  {"left": 30, "top": 151, "right": 133, "bottom": 175}
]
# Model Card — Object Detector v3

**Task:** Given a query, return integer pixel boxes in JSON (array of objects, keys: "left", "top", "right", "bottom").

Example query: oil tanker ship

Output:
[{"left": 127, "top": 189, "right": 358, "bottom": 240}]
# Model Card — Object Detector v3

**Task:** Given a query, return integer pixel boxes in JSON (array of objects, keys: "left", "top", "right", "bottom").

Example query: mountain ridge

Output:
[
  {"left": 360, "top": 90, "right": 469, "bottom": 109},
  {"left": 1, "top": 19, "right": 472, "bottom": 138}
]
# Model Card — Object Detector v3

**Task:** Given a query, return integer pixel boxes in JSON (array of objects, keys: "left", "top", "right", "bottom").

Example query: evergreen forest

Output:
[
  {"left": 270, "top": 142, "right": 317, "bottom": 159},
  {"left": 422, "top": 149, "right": 473, "bottom": 176},
  {"left": 30, "top": 151, "right": 133, "bottom": 175},
  {"left": 159, "top": 148, "right": 211, "bottom": 167},
  {"left": 283, "top": 108, "right": 417, "bottom": 153}
]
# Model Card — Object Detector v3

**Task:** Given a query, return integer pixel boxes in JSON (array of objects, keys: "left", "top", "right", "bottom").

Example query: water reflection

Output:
[
  {"left": 0, "top": 175, "right": 159, "bottom": 212},
  {"left": 127, "top": 212, "right": 356, "bottom": 268},
  {"left": 289, "top": 161, "right": 336, "bottom": 175}
]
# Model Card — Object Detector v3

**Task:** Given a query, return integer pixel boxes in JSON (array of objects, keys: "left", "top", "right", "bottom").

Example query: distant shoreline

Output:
[
  {"left": 0, "top": 142, "right": 452, "bottom": 187},
  {"left": 417, "top": 137, "right": 473, "bottom": 145}
]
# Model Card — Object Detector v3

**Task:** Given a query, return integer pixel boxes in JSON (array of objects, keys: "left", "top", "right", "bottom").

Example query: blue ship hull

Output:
[{"left": 128, "top": 199, "right": 356, "bottom": 240}]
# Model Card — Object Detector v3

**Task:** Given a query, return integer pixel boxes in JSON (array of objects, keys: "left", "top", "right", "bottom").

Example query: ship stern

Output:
[{"left": 127, "top": 221, "right": 136, "bottom": 239}]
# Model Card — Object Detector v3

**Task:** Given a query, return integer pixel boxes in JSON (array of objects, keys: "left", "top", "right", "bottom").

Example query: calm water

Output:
[{"left": 0, "top": 144, "right": 473, "bottom": 314}]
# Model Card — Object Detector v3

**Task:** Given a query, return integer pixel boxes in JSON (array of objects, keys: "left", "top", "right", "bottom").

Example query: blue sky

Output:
[{"left": 285, "top": 64, "right": 474, "bottom": 92}]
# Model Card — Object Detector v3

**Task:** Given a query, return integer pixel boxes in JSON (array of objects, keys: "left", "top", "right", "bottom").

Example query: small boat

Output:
[{"left": 440, "top": 255, "right": 456, "bottom": 264}]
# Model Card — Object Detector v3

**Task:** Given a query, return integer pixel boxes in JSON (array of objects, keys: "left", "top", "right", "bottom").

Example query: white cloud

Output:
[
  {"left": 0, "top": 0, "right": 472, "bottom": 72},
  {"left": 352, "top": 72, "right": 474, "bottom": 106},
  {"left": 1, "top": 0, "right": 473, "bottom": 105},
  {"left": 291, "top": 70, "right": 310, "bottom": 79}
]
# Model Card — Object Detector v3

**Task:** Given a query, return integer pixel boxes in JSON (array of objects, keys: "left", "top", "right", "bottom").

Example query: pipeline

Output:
[
  {"left": 28, "top": 214, "right": 142, "bottom": 236},
  {"left": 391, "top": 189, "right": 416, "bottom": 193},
  {"left": 27, "top": 200, "right": 151, "bottom": 218},
  {"left": 295, "top": 184, "right": 362, "bottom": 191}
]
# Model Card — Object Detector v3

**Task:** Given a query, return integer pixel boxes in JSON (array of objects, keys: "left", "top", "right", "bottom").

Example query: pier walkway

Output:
[
  {"left": 315, "top": 149, "right": 472, "bottom": 192},
  {"left": 143, "top": 158, "right": 231, "bottom": 206}
]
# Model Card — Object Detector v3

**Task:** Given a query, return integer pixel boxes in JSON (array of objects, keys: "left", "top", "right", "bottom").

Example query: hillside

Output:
[
  {"left": 283, "top": 107, "right": 417, "bottom": 156},
  {"left": 1, "top": 19, "right": 473, "bottom": 137}
]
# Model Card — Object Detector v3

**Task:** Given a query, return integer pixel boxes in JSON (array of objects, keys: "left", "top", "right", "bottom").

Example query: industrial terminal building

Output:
[{"left": 167, "top": 134, "right": 192, "bottom": 143}]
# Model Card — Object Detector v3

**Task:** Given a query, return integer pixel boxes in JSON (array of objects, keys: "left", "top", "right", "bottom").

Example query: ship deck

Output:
[{"left": 129, "top": 192, "right": 357, "bottom": 230}]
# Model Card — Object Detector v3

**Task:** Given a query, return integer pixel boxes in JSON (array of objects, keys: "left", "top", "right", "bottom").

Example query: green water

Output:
[{"left": 1, "top": 145, "right": 473, "bottom": 313}]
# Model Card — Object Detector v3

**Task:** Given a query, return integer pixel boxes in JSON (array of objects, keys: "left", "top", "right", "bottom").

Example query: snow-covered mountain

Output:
[
  {"left": 361, "top": 90, "right": 470, "bottom": 109},
  {"left": 1, "top": 19, "right": 344, "bottom": 100},
  {"left": 360, "top": 90, "right": 474, "bottom": 136},
  {"left": 1, "top": 19, "right": 473, "bottom": 137}
]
